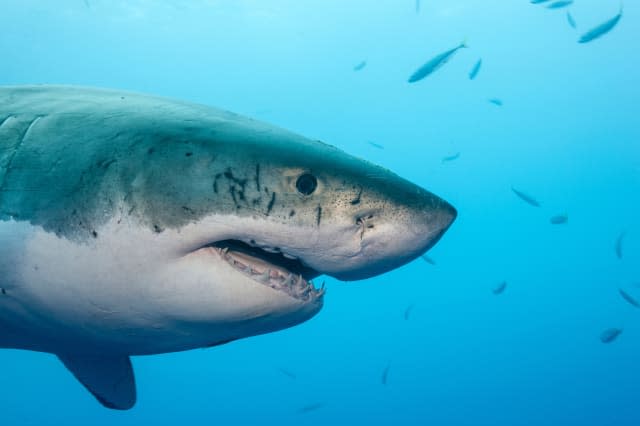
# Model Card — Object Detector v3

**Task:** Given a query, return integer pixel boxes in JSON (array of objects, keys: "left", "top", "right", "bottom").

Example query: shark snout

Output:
[
  {"left": 413, "top": 197, "right": 457, "bottom": 252},
  {"left": 330, "top": 191, "right": 456, "bottom": 281}
]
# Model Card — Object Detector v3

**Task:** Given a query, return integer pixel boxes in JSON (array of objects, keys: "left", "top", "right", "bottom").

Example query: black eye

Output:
[{"left": 296, "top": 173, "right": 317, "bottom": 195}]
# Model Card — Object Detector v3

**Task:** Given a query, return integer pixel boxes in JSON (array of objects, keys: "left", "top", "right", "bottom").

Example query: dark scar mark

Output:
[
  {"left": 351, "top": 188, "right": 363, "bottom": 205},
  {"left": 255, "top": 164, "right": 261, "bottom": 191},
  {"left": 91, "top": 230, "right": 98, "bottom": 238},
  {"left": 289, "top": 210, "right": 295, "bottom": 217},
  {"left": 252, "top": 198, "right": 261, "bottom": 206},
  {"left": 266, "top": 192, "right": 276, "bottom": 215},
  {"left": 223, "top": 168, "right": 248, "bottom": 208},
  {"left": 213, "top": 173, "right": 222, "bottom": 194},
  {"left": 229, "top": 187, "right": 239, "bottom": 208},
  {"left": 153, "top": 224, "right": 164, "bottom": 233},
  {"left": 223, "top": 169, "right": 247, "bottom": 189},
  {"left": 147, "top": 147, "right": 155, "bottom": 155},
  {"left": 316, "top": 206, "right": 322, "bottom": 227},
  {"left": 182, "top": 206, "right": 195, "bottom": 214},
  {"left": 185, "top": 152, "right": 193, "bottom": 157}
]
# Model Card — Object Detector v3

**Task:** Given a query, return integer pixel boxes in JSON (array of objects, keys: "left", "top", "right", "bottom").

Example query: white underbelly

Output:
[{"left": 0, "top": 218, "right": 317, "bottom": 355}]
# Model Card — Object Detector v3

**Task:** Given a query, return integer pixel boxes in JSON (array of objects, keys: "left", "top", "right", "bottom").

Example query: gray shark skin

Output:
[{"left": 0, "top": 85, "right": 456, "bottom": 409}]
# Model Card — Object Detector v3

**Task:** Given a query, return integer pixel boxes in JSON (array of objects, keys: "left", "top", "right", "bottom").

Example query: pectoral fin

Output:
[{"left": 58, "top": 354, "right": 137, "bottom": 410}]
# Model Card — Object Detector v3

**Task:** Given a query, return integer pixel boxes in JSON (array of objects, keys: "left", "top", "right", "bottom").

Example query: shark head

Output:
[
  {"left": 187, "top": 137, "right": 458, "bottom": 282},
  {"left": 1, "top": 86, "right": 456, "bottom": 356},
  {"left": 0, "top": 85, "right": 457, "bottom": 410}
]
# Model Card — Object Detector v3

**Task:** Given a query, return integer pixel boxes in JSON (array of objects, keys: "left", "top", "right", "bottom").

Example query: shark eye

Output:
[{"left": 296, "top": 173, "right": 317, "bottom": 195}]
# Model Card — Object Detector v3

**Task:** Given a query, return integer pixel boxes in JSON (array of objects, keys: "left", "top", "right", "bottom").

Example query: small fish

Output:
[
  {"left": 416, "top": 0, "right": 421, "bottom": 14},
  {"left": 615, "top": 231, "right": 625, "bottom": 259},
  {"left": 530, "top": 0, "right": 551, "bottom": 3},
  {"left": 408, "top": 40, "right": 468, "bottom": 83},
  {"left": 550, "top": 214, "right": 568, "bottom": 225},
  {"left": 579, "top": 7, "right": 623, "bottom": 43},
  {"left": 567, "top": 12, "right": 577, "bottom": 29},
  {"left": 618, "top": 289, "right": 640, "bottom": 308},
  {"left": 492, "top": 281, "right": 507, "bottom": 295},
  {"left": 353, "top": 60, "right": 367, "bottom": 71},
  {"left": 420, "top": 254, "right": 436, "bottom": 265},
  {"left": 381, "top": 362, "right": 390, "bottom": 385},
  {"left": 600, "top": 328, "right": 622, "bottom": 343},
  {"left": 511, "top": 187, "right": 541, "bottom": 207},
  {"left": 441, "top": 152, "right": 461, "bottom": 163},
  {"left": 488, "top": 98, "right": 503, "bottom": 106},
  {"left": 468, "top": 59, "right": 482, "bottom": 80},
  {"left": 404, "top": 304, "right": 415, "bottom": 320},
  {"left": 277, "top": 368, "right": 297, "bottom": 379},
  {"left": 367, "top": 141, "right": 384, "bottom": 149},
  {"left": 547, "top": 1, "right": 573, "bottom": 9},
  {"left": 299, "top": 403, "right": 324, "bottom": 413}
]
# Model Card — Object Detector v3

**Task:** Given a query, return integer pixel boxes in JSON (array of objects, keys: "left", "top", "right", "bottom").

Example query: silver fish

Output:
[
  {"left": 442, "top": 152, "right": 461, "bottom": 163},
  {"left": 600, "top": 328, "right": 622, "bottom": 343},
  {"left": 299, "top": 403, "right": 324, "bottom": 413},
  {"left": 469, "top": 59, "right": 482, "bottom": 80},
  {"left": 353, "top": 60, "right": 367, "bottom": 71},
  {"left": 550, "top": 214, "right": 568, "bottom": 225},
  {"left": 619, "top": 289, "right": 639, "bottom": 308},
  {"left": 579, "top": 7, "right": 623, "bottom": 43},
  {"left": 512, "top": 187, "right": 541, "bottom": 207},
  {"left": 381, "top": 362, "right": 391, "bottom": 385},
  {"left": 277, "top": 368, "right": 297, "bottom": 379},
  {"left": 493, "top": 281, "right": 507, "bottom": 295},
  {"left": 547, "top": 1, "right": 573, "bottom": 9},
  {"left": 567, "top": 12, "right": 577, "bottom": 29},
  {"left": 404, "top": 304, "right": 415, "bottom": 320},
  {"left": 420, "top": 254, "right": 436, "bottom": 265},
  {"left": 408, "top": 41, "right": 468, "bottom": 83}
]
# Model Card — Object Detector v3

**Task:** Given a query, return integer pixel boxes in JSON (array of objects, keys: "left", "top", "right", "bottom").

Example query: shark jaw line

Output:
[{"left": 202, "top": 239, "right": 325, "bottom": 302}]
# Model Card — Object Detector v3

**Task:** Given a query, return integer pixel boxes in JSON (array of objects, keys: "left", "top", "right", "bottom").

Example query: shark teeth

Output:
[
  {"left": 216, "top": 247, "right": 323, "bottom": 302},
  {"left": 258, "top": 269, "right": 270, "bottom": 283}
]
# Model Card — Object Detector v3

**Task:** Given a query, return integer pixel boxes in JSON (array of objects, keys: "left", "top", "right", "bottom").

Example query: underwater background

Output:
[{"left": 1, "top": 0, "right": 638, "bottom": 424}]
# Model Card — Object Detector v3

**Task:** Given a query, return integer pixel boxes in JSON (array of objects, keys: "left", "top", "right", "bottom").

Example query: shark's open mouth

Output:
[{"left": 210, "top": 240, "right": 324, "bottom": 301}]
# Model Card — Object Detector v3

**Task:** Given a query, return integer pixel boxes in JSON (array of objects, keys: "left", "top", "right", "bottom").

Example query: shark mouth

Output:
[{"left": 210, "top": 240, "right": 325, "bottom": 302}]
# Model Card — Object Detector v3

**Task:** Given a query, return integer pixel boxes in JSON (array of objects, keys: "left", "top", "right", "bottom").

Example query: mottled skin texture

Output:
[
  {"left": 0, "top": 85, "right": 456, "bottom": 409},
  {"left": 0, "top": 85, "right": 454, "bottom": 279}
]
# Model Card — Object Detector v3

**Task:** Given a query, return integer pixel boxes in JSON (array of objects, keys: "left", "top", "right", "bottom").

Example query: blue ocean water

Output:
[{"left": 1, "top": 0, "right": 638, "bottom": 424}]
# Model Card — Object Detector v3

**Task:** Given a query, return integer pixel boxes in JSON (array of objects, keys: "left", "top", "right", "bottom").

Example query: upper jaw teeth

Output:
[{"left": 215, "top": 247, "right": 323, "bottom": 301}]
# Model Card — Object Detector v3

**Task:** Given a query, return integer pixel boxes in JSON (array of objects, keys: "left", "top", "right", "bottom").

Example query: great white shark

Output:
[{"left": 0, "top": 85, "right": 456, "bottom": 410}]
